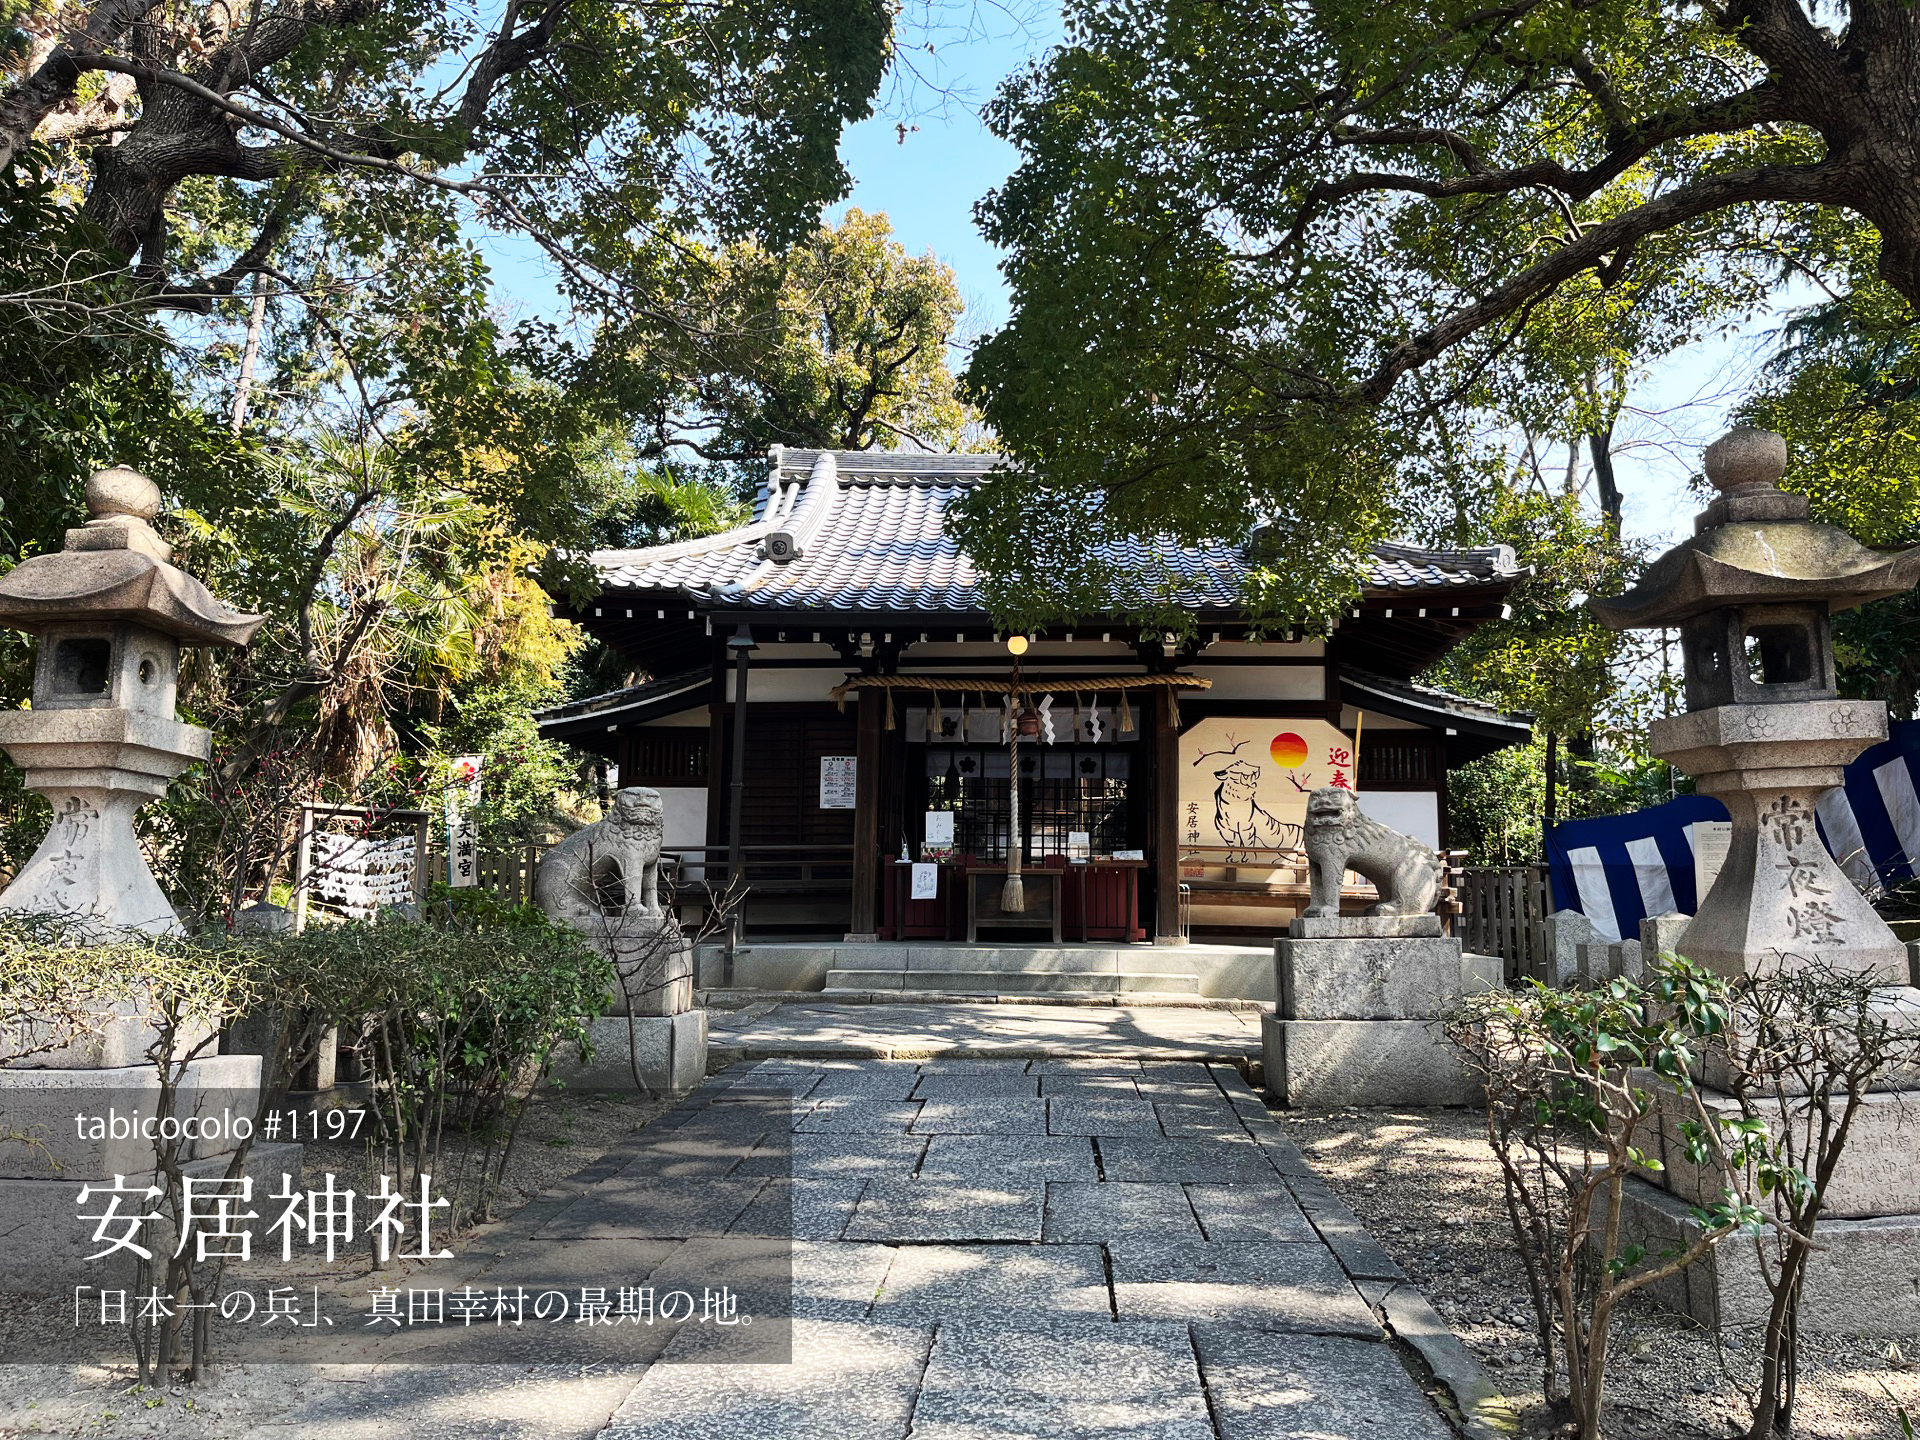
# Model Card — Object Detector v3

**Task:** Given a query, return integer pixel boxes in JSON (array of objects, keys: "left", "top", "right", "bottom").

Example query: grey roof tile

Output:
[{"left": 590, "top": 449, "right": 1521, "bottom": 614}]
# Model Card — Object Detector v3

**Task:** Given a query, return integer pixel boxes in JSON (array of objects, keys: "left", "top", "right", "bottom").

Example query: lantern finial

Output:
[{"left": 1702, "top": 425, "right": 1787, "bottom": 494}]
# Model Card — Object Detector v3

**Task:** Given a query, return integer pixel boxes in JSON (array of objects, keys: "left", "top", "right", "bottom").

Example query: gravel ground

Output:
[
  {"left": 1275, "top": 1106, "right": 1919, "bottom": 1440},
  {"left": 0, "top": 1086, "right": 672, "bottom": 1438}
]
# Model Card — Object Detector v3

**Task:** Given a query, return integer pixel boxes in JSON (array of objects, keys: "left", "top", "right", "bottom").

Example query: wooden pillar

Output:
[
  {"left": 847, "top": 691, "right": 884, "bottom": 940},
  {"left": 1154, "top": 688, "right": 1184, "bottom": 943},
  {"left": 704, "top": 635, "right": 728, "bottom": 848}
]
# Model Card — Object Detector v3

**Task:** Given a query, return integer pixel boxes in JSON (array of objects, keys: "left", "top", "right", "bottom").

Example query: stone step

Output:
[
  {"left": 708, "top": 988, "right": 1262, "bottom": 1011},
  {"left": 734, "top": 943, "right": 1274, "bottom": 1000},
  {"left": 820, "top": 968, "right": 1203, "bottom": 996}
]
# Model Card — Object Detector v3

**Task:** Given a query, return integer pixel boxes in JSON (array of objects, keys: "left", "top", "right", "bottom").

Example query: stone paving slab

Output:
[
  {"left": 534, "top": 1177, "right": 767, "bottom": 1239},
  {"left": 913, "top": 1320, "right": 1216, "bottom": 1440},
  {"left": 599, "top": 1133, "right": 757, "bottom": 1178},
  {"left": 1029, "top": 1057, "right": 1145, "bottom": 1072},
  {"left": 795, "top": 1098, "right": 923, "bottom": 1134},
  {"left": 919, "top": 1133, "right": 1100, "bottom": 1181},
  {"left": 470, "top": 1236, "right": 680, "bottom": 1291},
  {"left": 1138, "top": 1063, "right": 1223, "bottom": 1088},
  {"left": 845, "top": 1178, "right": 1046, "bottom": 1242},
  {"left": 1185, "top": 1183, "right": 1320, "bottom": 1245},
  {"left": 431, "top": 1049, "right": 1492, "bottom": 1440},
  {"left": 1153, "top": 1100, "right": 1247, "bottom": 1138},
  {"left": 600, "top": 1317, "right": 934, "bottom": 1440},
  {"left": 725, "top": 1177, "right": 866, "bottom": 1239},
  {"left": 1096, "top": 1137, "right": 1281, "bottom": 1184},
  {"left": 871, "top": 1242, "right": 1112, "bottom": 1323},
  {"left": 1193, "top": 1326, "right": 1456, "bottom": 1439},
  {"left": 739, "top": 1133, "right": 925, "bottom": 1177},
  {"left": 1108, "top": 1240, "right": 1381, "bottom": 1337},
  {"left": 256, "top": 1366, "right": 650, "bottom": 1439},
  {"left": 804, "top": 1069, "right": 924, "bottom": 1100},
  {"left": 911, "top": 1070, "right": 1044, "bottom": 1097},
  {"left": 1048, "top": 1097, "right": 1165, "bottom": 1136},
  {"left": 1040, "top": 1075, "right": 1150, "bottom": 1102},
  {"left": 1043, "top": 1181, "right": 1206, "bottom": 1244},
  {"left": 912, "top": 1097, "right": 1050, "bottom": 1134}
]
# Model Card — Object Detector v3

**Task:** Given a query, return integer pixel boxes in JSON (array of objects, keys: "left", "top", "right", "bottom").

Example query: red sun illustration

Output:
[{"left": 1269, "top": 732, "right": 1309, "bottom": 768}]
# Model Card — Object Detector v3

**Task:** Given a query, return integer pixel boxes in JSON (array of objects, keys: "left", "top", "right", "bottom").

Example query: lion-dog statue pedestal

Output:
[
  {"left": 535, "top": 788, "right": 705, "bottom": 1093},
  {"left": 1262, "top": 788, "right": 1479, "bottom": 1108}
]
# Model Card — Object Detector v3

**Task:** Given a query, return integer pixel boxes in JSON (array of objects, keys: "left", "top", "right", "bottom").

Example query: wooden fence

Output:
[
  {"left": 425, "top": 844, "right": 548, "bottom": 905},
  {"left": 1454, "top": 864, "right": 1552, "bottom": 982}
]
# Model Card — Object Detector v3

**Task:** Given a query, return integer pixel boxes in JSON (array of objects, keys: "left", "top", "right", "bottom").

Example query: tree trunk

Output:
[
  {"left": 1544, "top": 732, "right": 1559, "bottom": 836},
  {"left": 1589, "top": 426, "right": 1621, "bottom": 538},
  {"left": 229, "top": 279, "right": 269, "bottom": 432}
]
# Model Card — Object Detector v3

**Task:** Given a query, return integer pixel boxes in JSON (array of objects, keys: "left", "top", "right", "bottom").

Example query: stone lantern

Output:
[
  {"left": 0, "top": 466, "right": 263, "bottom": 933},
  {"left": 1591, "top": 426, "right": 1920, "bottom": 981}
]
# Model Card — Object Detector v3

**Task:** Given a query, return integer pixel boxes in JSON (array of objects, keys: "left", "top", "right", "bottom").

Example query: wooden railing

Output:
[
  {"left": 661, "top": 845, "right": 856, "bottom": 892},
  {"left": 1454, "top": 864, "right": 1551, "bottom": 982}
]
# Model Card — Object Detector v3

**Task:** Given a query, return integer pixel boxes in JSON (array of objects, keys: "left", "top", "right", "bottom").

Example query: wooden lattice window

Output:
[
  {"left": 622, "top": 730, "right": 709, "bottom": 785},
  {"left": 1358, "top": 734, "right": 1437, "bottom": 788}
]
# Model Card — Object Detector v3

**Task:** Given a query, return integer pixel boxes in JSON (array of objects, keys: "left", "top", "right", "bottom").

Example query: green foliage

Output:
[
  {"left": 959, "top": 0, "right": 1876, "bottom": 624},
  {"left": 411, "top": 683, "right": 587, "bottom": 846},
  {"left": 257, "top": 909, "right": 613, "bottom": 1120},
  {"left": 0, "top": 0, "right": 906, "bottom": 904},
  {"left": 1740, "top": 267, "right": 1920, "bottom": 717},
  {"left": 617, "top": 208, "right": 972, "bottom": 460},
  {"left": 1428, "top": 485, "right": 1650, "bottom": 742},
  {"left": 1447, "top": 957, "right": 1760, "bottom": 1437},
  {"left": 1448, "top": 741, "right": 1545, "bottom": 865}
]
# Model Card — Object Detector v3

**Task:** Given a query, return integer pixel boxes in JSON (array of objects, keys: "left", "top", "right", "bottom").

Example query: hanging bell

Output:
[{"left": 1015, "top": 705, "right": 1043, "bottom": 738}]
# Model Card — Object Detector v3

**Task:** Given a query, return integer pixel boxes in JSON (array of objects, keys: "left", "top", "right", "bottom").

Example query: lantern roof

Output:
[
  {"left": 0, "top": 467, "right": 265, "bottom": 646},
  {"left": 1590, "top": 427, "right": 1920, "bottom": 630}
]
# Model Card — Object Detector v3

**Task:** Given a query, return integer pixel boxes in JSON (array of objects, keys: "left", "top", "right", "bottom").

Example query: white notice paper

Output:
[
  {"left": 820, "top": 756, "right": 857, "bottom": 809},
  {"left": 1067, "top": 830, "right": 1091, "bottom": 862},
  {"left": 925, "top": 811, "right": 955, "bottom": 845},
  {"left": 910, "top": 862, "right": 940, "bottom": 901},
  {"left": 1691, "top": 820, "right": 1732, "bottom": 904}
]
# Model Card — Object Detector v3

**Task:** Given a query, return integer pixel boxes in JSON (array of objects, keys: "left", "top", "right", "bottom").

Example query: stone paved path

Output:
[
  {"left": 590, "top": 1056, "right": 1458, "bottom": 1440},
  {"left": 709, "top": 1000, "right": 1263, "bottom": 1063},
  {"left": 237, "top": 1053, "right": 1481, "bottom": 1439}
]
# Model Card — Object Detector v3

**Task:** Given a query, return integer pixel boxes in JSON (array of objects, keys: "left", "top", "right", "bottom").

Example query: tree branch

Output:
[
  {"left": 1350, "top": 160, "right": 1841, "bottom": 403},
  {"left": 0, "top": 0, "right": 159, "bottom": 168}
]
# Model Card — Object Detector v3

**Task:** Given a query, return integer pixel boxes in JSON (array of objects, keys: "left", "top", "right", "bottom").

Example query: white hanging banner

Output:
[
  {"left": 910, "top": 862, "right": 940, "bottom": 901},
  {"left": 446, "top": 753, "right": 484, "bottom": 888}
]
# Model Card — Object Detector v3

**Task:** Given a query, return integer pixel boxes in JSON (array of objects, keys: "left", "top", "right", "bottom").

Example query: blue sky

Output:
[{"left": 829, "top": 2, "right": 1056, "bottom": 335}]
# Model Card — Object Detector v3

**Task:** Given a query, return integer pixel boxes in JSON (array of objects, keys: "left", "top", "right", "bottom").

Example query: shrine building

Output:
[{"left": 537, "top": 449, "right": 1531, "bottom": 966}]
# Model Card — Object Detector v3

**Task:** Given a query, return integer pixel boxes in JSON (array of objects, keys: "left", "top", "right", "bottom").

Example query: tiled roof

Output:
[
  {"left": 536, "top": 668, "right": 708, "bottom": 728},
  {"left": 1339, "top": 667, "right": 1533, "bottom": 732},
  {"left": 588, "top": 449, "right": 1522, "bottom": 615}
]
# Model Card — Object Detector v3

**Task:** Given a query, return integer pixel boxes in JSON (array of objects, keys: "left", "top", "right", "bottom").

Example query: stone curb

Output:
[
  {"left": 1229, "top": 1088, "right": 1516, "bottom": 1438},
  {"left": 1373, "top": 1281, "right": 1522, "bottom": 1440}
]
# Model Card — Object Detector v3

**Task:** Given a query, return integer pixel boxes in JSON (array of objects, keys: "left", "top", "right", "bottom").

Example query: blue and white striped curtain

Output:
[{"left": 1544, "top": 719, "right": 1920, "bottom": 941}]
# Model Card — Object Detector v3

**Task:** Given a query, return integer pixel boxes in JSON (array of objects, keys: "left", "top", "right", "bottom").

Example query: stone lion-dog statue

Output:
[
  {"left": 534, "top": 786, "right": 667, "bottom": 925},
  {"left": 534, "top": 787, "right": 694, "bottom": 1017},
  {"left": 1301, "top": 786, "right": 1443, "bottom": 918}
]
